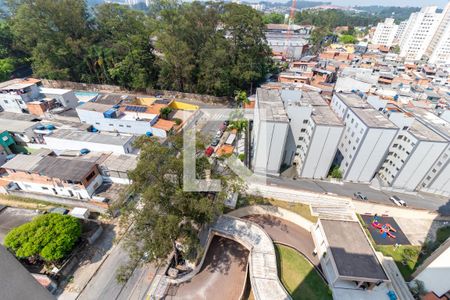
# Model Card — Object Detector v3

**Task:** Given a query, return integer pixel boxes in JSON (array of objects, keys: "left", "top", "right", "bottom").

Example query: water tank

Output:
[
  {"left": 146, "top": 131, "right": 153, "bottom": 137},
  {"left": 45, "top": 124, "right": 56, "bottom": 130},
  {"left": 80, "top": 148, "right": 90, "bottom": 155}
]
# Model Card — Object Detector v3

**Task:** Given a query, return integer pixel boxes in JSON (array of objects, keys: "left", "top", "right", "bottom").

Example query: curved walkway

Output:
[
  {"left": 166, "top": 236, "right": 249, "bottom": 300},
  {"left": 242, "top": 214, "right": 319, "bottom": 267}
]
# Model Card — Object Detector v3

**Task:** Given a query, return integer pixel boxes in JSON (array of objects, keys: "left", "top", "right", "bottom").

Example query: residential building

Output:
[
  {"left": 281, "top": 90, "right": 344, "bottom": 179},
  {"left": 0, "top": 78, "right": 78, "bottom": 115},
  {"left": 412, "top": 237, "right": 450, "bottom": 298},
  {"left": 43, "top": 129, "right": 136, "bottom": 154},
  {"left": 399, "top": 6, "right": 442, "bottom": 61},
  {"left": 98, "top": 153, "right": 137, "bottom": 184},
  {"left": 76, "top": 101, "right": 175, "bottom": 138},
  {"left": 0, "top": 118, "right": 45, "bottom": 145},
  {"left": 330, "top": 93, "right": 398, "bottom": 183},
  {"left": 0, "top": 244, "right": 54, "bottom": 300},
  {"left": 2, "top": 154, "right": 103, "bottom": 200},
  {"left": 372, "top": 18, "right": 398, "bottom": 47},
  {"left": 252, "top": 88, "right": 290, "bottom": 175},
  {"left": 393, "top": 20, "right": 408, "bottom": 44},
  {"left": 427, "top": 2, "right": 450, "bottom": 65},
  {"left": 312, "top": 219, "right": 389, "bottom": 291}
]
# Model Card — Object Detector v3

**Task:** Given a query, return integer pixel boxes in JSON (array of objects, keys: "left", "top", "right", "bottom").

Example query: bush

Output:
[
  {"left": 173, "top": 118, "right": 182, "bottom": 125},
  {"left": 329, "top": 165, "right": 342, "bottom": 179},
  {"left": 339, "top": 34, "right": 357, "bottom": 44},
  {"left": 4, "top": 213, "right": 81, "bottom": 262}
]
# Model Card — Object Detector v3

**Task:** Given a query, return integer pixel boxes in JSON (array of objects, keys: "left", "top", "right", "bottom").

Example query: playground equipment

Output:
[{"left": 371, "top": 216, "right": 397, "bottom": 239}]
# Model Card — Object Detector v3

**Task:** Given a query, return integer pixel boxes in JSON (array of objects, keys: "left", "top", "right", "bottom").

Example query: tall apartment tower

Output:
[
  {"left": 427, "top": 2, "right": 450, "bottom": 65},
  {"left": 372, "top": 18, "right": 399, "bottom": 47},
  {"left": 399, "top": 6, "right": 442, "bottom": 61}
]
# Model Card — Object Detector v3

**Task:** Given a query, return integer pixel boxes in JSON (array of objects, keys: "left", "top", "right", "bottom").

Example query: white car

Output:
[{"left": 389, "top": 195, "right": 406, "bottom": 207}]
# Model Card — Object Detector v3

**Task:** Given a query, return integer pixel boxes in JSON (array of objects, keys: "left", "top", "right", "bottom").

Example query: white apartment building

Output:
[
  {"left": 427, "top": 2, "right": 450, "bottom": 65},
  {"left": 331, "top": 93, "right": 398, "bottom": 183},
  {"left": 378, "top": 119, "right": 447, "bottom": 192},
  {"left": 252, "top": 88, "right": 290, "bottom": 175},
  {"left": 399, "top": 6, "right": 442, "bottom": 61},
  {"left": 252, "top": 87, "right": 344, "bottom": 178},
  {"left": 372, "top": 18, "right": 398, "bottom": 47},
  {"left": 393, "top": 20, "right": 408, "bottom": 44}
]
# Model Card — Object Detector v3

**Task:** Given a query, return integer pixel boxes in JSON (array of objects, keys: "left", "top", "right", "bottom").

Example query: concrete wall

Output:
[{"left": 44, "top": 135, "right": 134, "bottom": 154}]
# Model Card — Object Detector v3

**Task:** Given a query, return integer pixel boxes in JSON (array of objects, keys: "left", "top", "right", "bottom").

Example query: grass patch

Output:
[
  {"left": 237, "top": 195, "right": 317, "bottom": 222},
  {"left": 275, "top": 244, "right": 332, "bottom": 300},
  {"left": 268, "top": 199, "right": 317, "bottom": 222},
  {"left": 0, "top": 194, "right": 68, "bottom": 210}
]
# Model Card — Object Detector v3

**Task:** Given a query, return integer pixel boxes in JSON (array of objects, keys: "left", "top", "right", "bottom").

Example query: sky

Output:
[{"left": 327, "top": 0, "right": 449, "bottom": 7}]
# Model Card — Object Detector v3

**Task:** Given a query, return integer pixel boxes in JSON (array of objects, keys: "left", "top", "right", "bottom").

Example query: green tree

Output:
[
  {"left": 234, "top": 90, "right": 249, "bottom": 106},
  {"left": 0, "top": 58, "right": 14, "bottom": 81},
  {"left": 262, "top": 12, "right": 285, "bottom": 24},
  {"left": 4, "top": 213, "right": 81, "bottom": 262},
  {"left": 160, "top": 106, "right": 173, "bottom": 119},
  {"left": 339, "top": 34, "right": 357, "bottom": 44},
  {"left": 117, "top": 135, "right": 242, "bottom": 281},
  {"left": 9, "top": 0, "right": 92, "bottom": 80},
  {"left": 329, "top": 165, "right": 342, "bottom": 179},
  {"left": 310, "top": 27, "right": 334, "bottom": 54}
]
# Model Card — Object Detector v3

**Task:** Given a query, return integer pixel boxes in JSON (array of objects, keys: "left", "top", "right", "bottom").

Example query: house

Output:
[
  {"left": 412, "top": 238, "right": 450, "bottom": 298},
  {"left": 0, "top": 244, "right": 54, "bottom": 300},
  {"left": 76, "top": 102, "right": 175, "bottom": 138},
  {"left": 2, "top": 154, "right": 103, "bottom": 200},
  {"left": 98, "top": 153, "right": 137, "bottom": 184},
  {"left": 312, "top": 219, "right": 389, "bottom": 290}
]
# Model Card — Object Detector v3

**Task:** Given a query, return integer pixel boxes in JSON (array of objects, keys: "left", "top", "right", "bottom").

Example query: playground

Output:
[{"left": 361, "top": 214, "right": 410, "bottom": 245}]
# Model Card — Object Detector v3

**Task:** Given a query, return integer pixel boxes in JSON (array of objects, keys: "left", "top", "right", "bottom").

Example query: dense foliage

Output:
[
  {"left": 117, "top": 135, "right": 242, "bottom": 281},
  {"left": 2, "top": 0, "right": 272, "bottom": 97},
  {"left": 4, "top": 213, "right": 82, "bottom": 262},
  {"left": 295, "top": 9, "right": 380, "bottom": 28},
  {"left": 263, "top": 12, "right": 285, "bottom": 24},
  {"left": 355, "top": 6, "right": 420, "bottom": 22}
]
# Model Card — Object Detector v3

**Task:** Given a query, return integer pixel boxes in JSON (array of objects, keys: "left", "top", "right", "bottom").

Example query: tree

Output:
[
  {"left": 0, "top": 58, "right": 14, "bottom": 81},
  {"left": 309, "top": 27, "right": 334, "bottom": 54},
  {"left": 339, "top": 34, "right": 357, "bottom": 44},
  {"left": 262, "top": 12, "right": 285, "bottom": 24},
  {"left": 329, "top": 165, "right": 342, "bottom": 179},
  {"left": 234, "top": 90, "right": 249, "bottom": 106},
  {"left": 160, "top": 107, "right": 173, "bottom": 119},
  {"left": 4, "top": 213, "right": 81, "bottom": 262},
  {"left": 117, "top": 135, "right": 242, "bottom": 281},
  {"left": 392, "top": 45, "right": 401, "bottom": 54}
]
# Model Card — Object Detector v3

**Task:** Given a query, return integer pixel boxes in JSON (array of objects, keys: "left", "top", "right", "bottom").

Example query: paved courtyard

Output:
[
  {"left": 166, "top": 236, "right": 248, "bottom": 300},
  {"left": 0, "top": 207, "right": 38, "bottom": 243}
]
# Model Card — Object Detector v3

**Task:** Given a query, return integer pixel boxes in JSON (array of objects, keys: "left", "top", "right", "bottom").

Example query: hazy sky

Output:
[{"left": 327, "top": 0, "right": 448, "bottom": 7}]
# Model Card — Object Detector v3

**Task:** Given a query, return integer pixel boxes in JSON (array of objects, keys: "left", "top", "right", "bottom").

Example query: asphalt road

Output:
[
  {"left": 166, "top": 236, "right": 249, "bottom": 300},
  {"left": 262, "top": 175, "right": 450, "bottom": 215}
]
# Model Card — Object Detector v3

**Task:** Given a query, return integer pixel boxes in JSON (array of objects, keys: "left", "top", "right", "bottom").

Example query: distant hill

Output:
[
  {"left": 260, "top": 0, "right": 331, "bottom": 9},
  {"left": 355, "top": 6, "right": 420, "bottom": 22}
]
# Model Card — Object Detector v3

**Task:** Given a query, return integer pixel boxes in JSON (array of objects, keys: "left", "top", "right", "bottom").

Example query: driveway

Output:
[
  {"left": 166, "top": 236, "right": 249, "bottom": 300},
  {"left": 242, "top": 214, "right": 319, "bottom": 267}
]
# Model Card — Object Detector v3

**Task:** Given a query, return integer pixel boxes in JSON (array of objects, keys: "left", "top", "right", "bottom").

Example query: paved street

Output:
[{"left": 261, "top": 175, "right": 450, "bottom": 214}]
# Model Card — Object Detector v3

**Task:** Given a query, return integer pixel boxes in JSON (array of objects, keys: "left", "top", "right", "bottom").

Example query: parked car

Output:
[
  {"left": 211, "top": 137, "right": 220, "bottom": 147},
  {"left": 353, "top": 192, "right": 368, "bottom": 201},
  {"left": 205, "top": 146, "right": 214, "bottom": 157},
  {"left": 389, "top": 195, "right": 407, "bottom": 207},
  {"left": 219, "top": 123, "right": 227, "bottom": 132},
  {"left": 215, "top": 130, "right": 223, "bottom": 139}
]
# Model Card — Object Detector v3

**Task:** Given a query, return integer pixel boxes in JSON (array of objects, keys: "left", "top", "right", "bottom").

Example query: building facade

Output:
[{"left": 372, "top": 18, "right": 398, "bottom": 47}]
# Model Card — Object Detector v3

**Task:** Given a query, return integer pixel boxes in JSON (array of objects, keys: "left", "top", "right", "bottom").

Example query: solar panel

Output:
[{"left": 125, "top": 105, "right": 146, "bottom": 113}]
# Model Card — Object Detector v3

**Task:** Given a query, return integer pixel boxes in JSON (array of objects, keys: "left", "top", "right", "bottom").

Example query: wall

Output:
[
  {"left": 43, "top": 135, "right": 132, "bottom": 154},
  {"left": 40, "top": 79, "right": 228, "bottom": 104}
]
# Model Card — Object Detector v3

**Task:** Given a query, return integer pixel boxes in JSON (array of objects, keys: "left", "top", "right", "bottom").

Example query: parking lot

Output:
[{"left": 0, "top": 206, "right": 38, "bottom": 243}]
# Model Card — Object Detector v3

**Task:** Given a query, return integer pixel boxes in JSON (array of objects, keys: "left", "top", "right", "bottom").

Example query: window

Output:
[
  {"left": 95, "top": 122, "right": 100, "bottom": 125},
  {"left": 393, "top": 144, "right": 398, "bottom": 148},
  {"left": 126, "top": 125, "right": 131, "bottom": 128},
  {"left": 299, "top": 137, "right": 303, "bottom": 141},
  {"left": 119, "top": 125, "right": 124, "bottom": 127},
  {"left": 303, "top": 119, "right": 308, "bottom": 124},
  {"left": 41, "top": 187, "right": 49, "bottom": 190},
  {"left": 109, "top": 124, "right": 113, "bottom": 126},
  {"left": 85, "top": 170, "right": 96, "bottom": 182},
  {"left": 300, "top": 128, "right": 306, "bottom": 133},
  {"left": 4, "top": 100, "right": 8, "bottom": 103}
]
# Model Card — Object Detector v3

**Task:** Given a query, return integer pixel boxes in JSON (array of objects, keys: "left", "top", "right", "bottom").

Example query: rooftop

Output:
[
  {"left": 311, "top": 106, "right": 343, "bottom": 126},
  {"left": 409, "top": 120, "right": 446, "bottom": 142},
  {"left": 301, "top": 91, "right": 329, "bottom": 106},
  {"left": 0, "top": 118, "right": 38, "bottom": 132},
  {"left": 31, "top": 156, "right": 97, "bottom": 181},
  {"left": 39, "top": 87, "right": 71, "bottom": 95},
  {"left": 100, "top": 153, "right": 137, "bottom": 173},
  {"left": 77, "top": 102, "right": 112, "bottom": 113},
  {"left": 320, "top": 219, "right": 388, "bottom": 281},
  {"left": 0, "top": 111, "right": 41, "bottom": 122},
  {"left": 46, "top": 129, "right": 134, "bottom": 146},
  {"left": 351, "top": 107, "right": 397, "bottom": 129},
  {"left": 2, "top": 154, "right": 45, "bottom": 172},
  {"left": 256, "top": 88, "right": 289, "bottom": 123},
  {"left": 0, "top": 78, "right": 40, "bottom": 91},
  {"left": 336, "top": 93, "right": 370, "bottom": 108}
]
